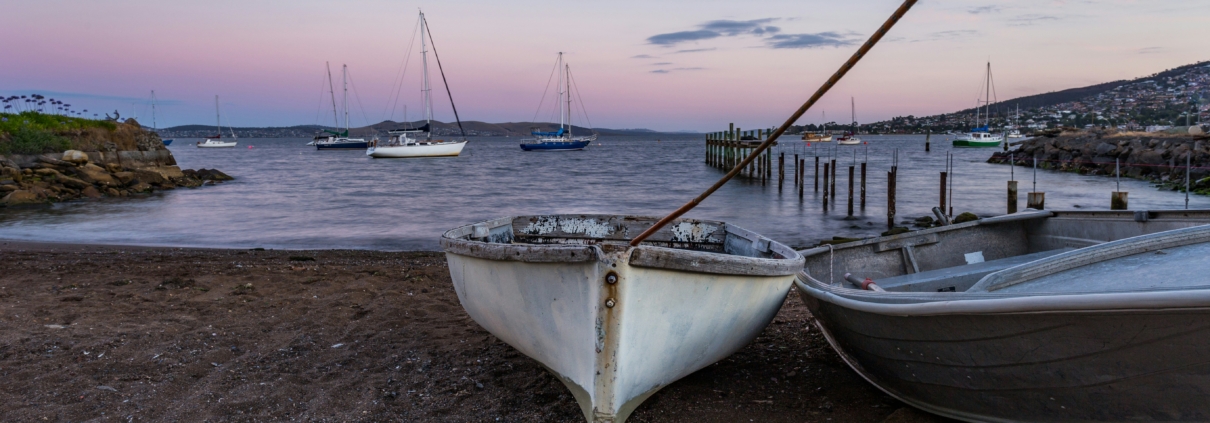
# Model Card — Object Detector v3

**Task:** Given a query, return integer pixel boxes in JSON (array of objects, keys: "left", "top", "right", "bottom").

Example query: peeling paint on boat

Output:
[
  {"left": 521, "top": 216, "right": 559, "bottom": 235},
  {"left": 560, "top": 218, "right": 614, "bottom": 238},
  {"left": 670, "top": 222, "right": 719, "bottom": 243}
]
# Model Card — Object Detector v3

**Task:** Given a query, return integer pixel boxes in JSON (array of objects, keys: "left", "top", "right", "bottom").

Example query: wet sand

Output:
[{"left": 0, "top": 241, "right": 950, "bottom": 422}]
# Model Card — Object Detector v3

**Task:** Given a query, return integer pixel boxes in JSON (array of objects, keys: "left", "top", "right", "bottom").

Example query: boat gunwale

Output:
[{"left": 441, "top": 215, "right": 803, "bottom": 276}]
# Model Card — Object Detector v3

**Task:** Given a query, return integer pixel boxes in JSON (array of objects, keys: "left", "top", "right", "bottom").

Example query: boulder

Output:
[
  {"left": 131, "top": 168, "right": 166, "bottom": 185},
  {"left": 105, "top": 188, "right": 120, "bottom": 197},
  {"left": 75, "top": 164, "right": 118, "bottom": 186},
  {"left": 34, "top": 168, "right": 62, "bottom": 178},
  {"left": 195, "top": 168, "right": 233, "bottom": 181},
  {"left": 62, "top": 150, "right": 89, "bottom": 164},
  {"left": 80, "top": 186, "right": 102, "bottom": 198},
  {"left": 953, "top": 212, "right": 979, "bottom": 224},
  {"left": 0, "top": 185, "right": 16, "bottom": 193},
  {"left": 37, "top": 155, "right": 74, "bottom": 167},
  {"left": 1, "top": 190, "right": 42, "bottom": 207},
  {"left": 129, "top": 182, "right": 152, "bottom": 193},
  {"left": 113, "top": 171, "right": 135, "bottom": 186},
  {"left": 58, "top": 175, "right": 91, "bottom": 190}
]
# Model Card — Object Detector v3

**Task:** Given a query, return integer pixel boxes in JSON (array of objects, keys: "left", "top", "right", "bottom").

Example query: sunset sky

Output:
[{"left": 3, "top": 0, "right": 1208, "bottom": 131}]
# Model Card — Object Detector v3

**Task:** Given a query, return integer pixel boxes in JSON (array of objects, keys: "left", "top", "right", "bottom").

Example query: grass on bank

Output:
[{"left": 0, "top": 111, "right": 116, "bottom": 155}]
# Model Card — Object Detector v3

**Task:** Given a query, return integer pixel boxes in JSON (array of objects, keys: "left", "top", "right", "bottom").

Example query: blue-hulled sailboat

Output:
[
  {"left": 316, "top": 64, "right": 368, "bottom": 150},
  {"left": 520, "top": 53, "right": 595, "bottom": 151}
]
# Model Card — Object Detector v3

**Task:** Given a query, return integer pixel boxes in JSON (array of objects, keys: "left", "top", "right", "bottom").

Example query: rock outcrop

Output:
[
  {"left": 0, "top": 150, "right": 232, "bottom": 207},
  {"left": 990, "top": 130, "right": 1210, "bottom": 194}
]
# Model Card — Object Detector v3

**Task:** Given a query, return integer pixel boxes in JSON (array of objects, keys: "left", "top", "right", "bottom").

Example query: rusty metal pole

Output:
[
  {"left": 940, "top": 171, "right": 948, "bottom": 213},
  {"left": 631, "top": 0, "right": 919, "bottom": 245}
]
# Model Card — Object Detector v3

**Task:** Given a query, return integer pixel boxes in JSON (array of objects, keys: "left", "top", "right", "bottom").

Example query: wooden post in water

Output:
[
  {"left": 847, "top": 165, "right": 855, "bottom": 217},
  {"left": 823, "top": 162, "right": 830, "bottom": 207},
  {"left": 766, "top": 147, "right": 772, "bottom": 179},
  {"left": 799, "top": 158, "right": 805, "bottom": 198},
  {"left": 925, "top": 131, "right": 931, "bottom": 152},
  {"left": 793, "top": 154, "right": 800, "bottom": 186},
  {"left": 860, "top": 162, "right": 867, "bottom": 209},
  {"left": 939, "top": 171, "right": 948, "bottom": 213},
  {"left": 778, "top": 153, "right": 784, "bottom": 189},
  {"left": 1028, "top": 192, "right": 1045, "bottom": 210},
  {"left": 830, "top": 158, "right": 837, "bottom": 205},
  {"left": 1007, "top": 181, "right": 1018, "bottom": 214},
  {"left": 1111, "top": 158, "right": 1127, "bottom": 210},
  {"left": 887, "top": 157, "right": 898, "bottom": 230},
  {"left": 814, "top": 156, "right": 820, "bottom": 192}
]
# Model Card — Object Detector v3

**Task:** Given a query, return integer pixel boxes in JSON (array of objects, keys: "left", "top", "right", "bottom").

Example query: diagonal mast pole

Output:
[
  {"left": 422, "top": 13, "right": 467, "bottom": 139},
  {"left": 327, "top": 62, "right": 339, "bottom": 130},
  {"left": 630, "top": 0, "right": 918, "bottom": 246}
]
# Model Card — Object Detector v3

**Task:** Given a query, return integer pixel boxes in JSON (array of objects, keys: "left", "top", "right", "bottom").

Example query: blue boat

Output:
[
  {"left": 520, "top": 128, "right": 591, "bottom": 151},
  {"left": 519, "top": 53, "right": 596, "bottom": 152},
  {"left": 162, "top": 139, "right": 173, "bottom": 146},
  {"left": 314, "top": 64, "right": 368, "bottom": 151}
]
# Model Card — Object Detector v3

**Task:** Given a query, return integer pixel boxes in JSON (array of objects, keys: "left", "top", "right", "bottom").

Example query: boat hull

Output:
[
  {"left": 316, "top": 140, "right": 369, "bottom": 150},
  {"left": 520, "top": 140, "right": 591, "bottom": 151},
  {"left": 952, "top": 139, "right": 1001, "bottom": 148},
  {"left": 196, "top": 140, "right": 237, "bottom": 148},
  {"left": 837, "top": 137, "right": 861, "bottom": 145},
  {"left": 797, "top": 280, "right": 1210, "bottom": 422},
  {"left": 442, "top": 215, "right": 802, "bottom": 422},
  {"left": 162, "top": 139, "right": 173, "bottom": 146},
  {"left": 367, "top": 141, "right": 466, "bottom": 158}
]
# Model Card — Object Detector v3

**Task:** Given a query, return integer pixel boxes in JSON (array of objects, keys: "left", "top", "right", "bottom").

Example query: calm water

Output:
[{"left": 2, "top": 134, "right": 1207, "bottom": 250}]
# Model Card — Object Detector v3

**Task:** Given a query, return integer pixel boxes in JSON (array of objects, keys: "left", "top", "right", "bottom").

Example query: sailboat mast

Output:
[
  {"left": 343, "top": 64, "right": 349, "bottom": 133},
  {"left": 985, "top": 61, "right": 991, "bottom": 127},
  {"left": 566, "top": 61, "right": 572, "bottom": 137},
  {"left": 151, "top": 90, "right": 157, "bottom": 132},
  {"left": 558, "top": 52, "right": 565, "bottom": 131},
  {"left": 851, "top": 97, "right": 856, "bottom": 134},
  {"left": 327, "top": 62, "right": 338, "bottom": 129},
  {"left": 420, "top": 10, "right": 432, "bottom": 135},
  {"left": 214, "top": 95, "right": 221, "bottom": 136}
]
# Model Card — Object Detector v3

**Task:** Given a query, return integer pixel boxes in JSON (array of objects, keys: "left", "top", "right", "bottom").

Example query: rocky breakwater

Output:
[
  {"left": 0, "top": 118, "right": 232, "bottom": 207},
  {"left": 988, "top": 130, "right": 1210, "bottom": 194}
]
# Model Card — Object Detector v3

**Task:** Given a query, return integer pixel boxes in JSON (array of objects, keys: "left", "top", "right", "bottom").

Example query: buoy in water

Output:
[{"left": 248, "top": 146, "right": 254, "bottom": 149}]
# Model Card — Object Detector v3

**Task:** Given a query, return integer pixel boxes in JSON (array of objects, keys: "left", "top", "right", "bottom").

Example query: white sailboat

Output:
[
  {"left": 196, "top": 95, "right": 237, "bottom": 148},
  {"left": 367, "top": 10, "right": 467, "bottom": 158},
  {"left": 953, "top": 62, "right": 1004, "bottom": 148},
  {"left": 1006, "top": 104, "right": 1027, "bottom": 139},
  {"left": 836, "top": 97, "right": 861, "bottom": 145}
]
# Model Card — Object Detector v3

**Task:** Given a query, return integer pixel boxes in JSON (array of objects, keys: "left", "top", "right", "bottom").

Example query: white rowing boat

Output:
[{"left": 442, "top": 214, "right": 802, "bottom": 422}]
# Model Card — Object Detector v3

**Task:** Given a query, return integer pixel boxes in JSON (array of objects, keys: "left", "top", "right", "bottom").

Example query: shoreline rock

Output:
[
  {"left": 0, "top": 150, "right": 233, "bottom": 207},
  {"left": 990, "top": 131, "right": 1210, "bottom": 194}
]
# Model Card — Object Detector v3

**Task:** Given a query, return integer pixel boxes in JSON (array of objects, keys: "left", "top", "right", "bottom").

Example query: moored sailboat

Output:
[
  {"left": 520, "top": 52, "right": 596, "bottom": 151},
  {"left": 837, "top": 97, "right": 862, "bottom": 145},
  {"left": 196, "top": 95, "right": 237, "bottom": 148},
  {"left": 953, "top": 62, "right": 1004, "bottom": 148},
  {"left": 316, "top": 64, "right": 368, "bottom": 150},
  {"left": 367, "top": 10, "right": 467, "bottom": 158}
]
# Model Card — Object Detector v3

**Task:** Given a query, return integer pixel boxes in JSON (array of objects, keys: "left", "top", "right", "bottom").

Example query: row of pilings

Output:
[{"left": 705, "top": 123, "right": 776, "bottom": 183}]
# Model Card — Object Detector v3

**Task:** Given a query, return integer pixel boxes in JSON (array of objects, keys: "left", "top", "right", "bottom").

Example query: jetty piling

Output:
[
  {"left": 925, "top": 131, "right": 931, "bottom": 152},
  {"left": 814, "top": 156, "right": 820, "bottom": 192},
  {"left": 778, "top": 153, "right": 784, "bottom": 190},
  {"left": 1112, "top": 158, "right": 1127, "bottom": 210},
  {"left": 847, "top": 164, "right": 855, "bottom": 217},
  {"left": 823, "top": 162, "right": 830, "bottom": 208},
  {"left": 861, "top": 162, "right": 867, "bottom": 210},
  {"left": 799, "top": 158, "right": 805, "bottom": 198},
  {"left": 940, "top": 171, "right": 948, "bottom": 213},
  {"left": 830, "top": 158, "right": 837, "bottom": 205},
  {"left": 887, "top": 149, "right": 898, "bottom": 230},
  {"left": 1008, "top": 181, "right": 1018, "bottom": 214}
]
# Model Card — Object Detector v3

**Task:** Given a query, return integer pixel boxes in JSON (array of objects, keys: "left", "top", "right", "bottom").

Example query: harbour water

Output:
[{"left": 1, "top": 134, "right": 1207, "bottom": 250}]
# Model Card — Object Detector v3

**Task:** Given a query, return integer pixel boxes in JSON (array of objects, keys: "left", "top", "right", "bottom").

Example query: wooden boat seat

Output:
[{"left": 870, "top": 248, "right": 1074, "bottom": 293}]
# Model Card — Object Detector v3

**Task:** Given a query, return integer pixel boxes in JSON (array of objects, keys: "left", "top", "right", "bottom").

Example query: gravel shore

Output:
[{"left": 0, "top": 241, "right": 949, "bottom": 422}]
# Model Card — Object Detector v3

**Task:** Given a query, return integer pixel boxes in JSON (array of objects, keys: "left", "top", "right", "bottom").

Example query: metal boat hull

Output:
[
  {"left": 316, "top": 140, "right": 369, "bottom": 150},
  {"left": 794, "top": 210, "right": 1210, "bottom": 422},
  {"left": 442, "top": 215, "right": 802, "bottom": 422},
  {"left": 952, "top": 139, "right": 1001, "bottom": 148},
  {"left": 367, "top": 141, "right": 466, "bottom": 158}
]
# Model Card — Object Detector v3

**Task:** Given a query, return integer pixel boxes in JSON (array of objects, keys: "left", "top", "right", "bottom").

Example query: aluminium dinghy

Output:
[
  {"left": 795, "top": 209, "right": 1210, "bottom": 422},
  {"left": 442, "top": 214, "right": 803, "bottom": 422}
]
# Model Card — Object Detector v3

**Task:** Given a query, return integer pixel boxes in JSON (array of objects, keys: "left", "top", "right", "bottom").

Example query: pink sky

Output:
[{"left": 3, "top": 0, "right": 1208, "bottom": 131}]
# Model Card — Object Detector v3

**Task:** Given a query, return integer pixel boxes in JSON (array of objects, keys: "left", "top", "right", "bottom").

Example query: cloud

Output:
[
  {"left": 1137, "top": 46, "right": 1163, "bottom": 54},
  {"left": 968, "top": 5, "right": 1001, "bottom": 14},
  {"left": 630, "top": 54, "right": 657, "bottom": 59},
  {"left": 911, "top": 29, "right": 979, "bottom": 42},
  {"left": 647, "top": 30, "right": 720, "bottom": 46},
  {"left": 646, "top": 18, "right": 782, "bottom": 46},
  {"left": 650, "top": 67, "right": 706, "bottom": 74},
  {"left": 674, "top": 48, "right": 717, "bottom": 54},
  {"left": 764, "top": 32, "right": 854, "bottom": 49},
  {"left": 652, "top": 62, "right": 674, "bottom": 65},
  {"left": 1007, "top": 14, "right": 1063, "bottom": 26}
]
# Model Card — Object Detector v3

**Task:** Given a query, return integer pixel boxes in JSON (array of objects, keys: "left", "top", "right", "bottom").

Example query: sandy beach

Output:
[{"left": 0, "top": 241, "right": 950, "bottom": 422}]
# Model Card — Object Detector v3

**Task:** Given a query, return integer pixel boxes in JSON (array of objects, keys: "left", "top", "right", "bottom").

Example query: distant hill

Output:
[{"left": 160, "top": 121, "right": 695, "bottom": 138}]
